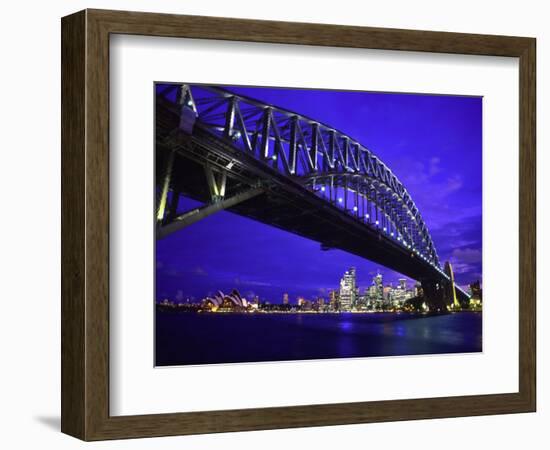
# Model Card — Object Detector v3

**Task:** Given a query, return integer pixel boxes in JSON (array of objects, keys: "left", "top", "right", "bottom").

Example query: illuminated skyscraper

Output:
[
  {"left": 371, "top": 271, "right": 384, "bottom": 307},
  {"left": 368, "top": 284, "right": 378, "bottom": 303},
  {"left": 393, "top": 278, "right": 410, "bottom": 305},
  {"left": 283, "top": 293, "right": 289, "bottom": 305},
  {"left": 398, "top": 278, "right": 407, "bottom": 290},
  {"left": 339, "top": 267, "right": 357, "bottom": 311},
  {"left": 383, "top": 285, "right": 392, "bottom": 305},
  {"left": 374, "top": 272, "right": 383, "bottom": 289}
]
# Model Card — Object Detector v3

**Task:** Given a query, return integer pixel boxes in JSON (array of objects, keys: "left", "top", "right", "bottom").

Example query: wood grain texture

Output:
[
  {"left": 60, "top": 8, "right": 537, "bottom": 441},
  {"left": 518, "top": 39, "right": 536, "bottom": 410},
  {"left": 61, "top": 10, "right": 86, "bottom": 439}
]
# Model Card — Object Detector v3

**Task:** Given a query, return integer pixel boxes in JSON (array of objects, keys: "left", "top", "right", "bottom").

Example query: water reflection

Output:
[
  {"left": 338, "top": 320, "right": 354, "bottom": 332},
  {"left": 156, "top": 312, "right": 482, "bottom": 366}
]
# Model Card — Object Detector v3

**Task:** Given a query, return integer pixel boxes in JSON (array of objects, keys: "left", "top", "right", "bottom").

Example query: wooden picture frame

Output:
[{"left": 61, "top": 9, "right": 536, "bottom": 441}]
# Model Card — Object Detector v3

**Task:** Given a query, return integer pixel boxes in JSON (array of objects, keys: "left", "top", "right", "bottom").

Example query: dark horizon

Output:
[{"left": 156, "top": 84, "right": 482, "bottom": 303}]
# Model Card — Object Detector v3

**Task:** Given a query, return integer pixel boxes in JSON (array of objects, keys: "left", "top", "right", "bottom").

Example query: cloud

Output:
[
  {"left": 445, "top": 175, "right": 463, "bottom": 193},
  {"left": 193, "top": 266, "right": 208, "bottom": 276},
  {"left": 429, "top": 157, "right": 441, "bottom": 176},
  {"left": 234, "top": 277, "right": 273, "bottom": 287},
  {"left": 449, "top": 260, "right": 481, "bottom": 284},
  {"left": 245, "top": 280, "right": 273, "bottom": 287},
  {"left": 397, "top": 155, "right": 465, "bottom": 207},
  {"left": 452, "top": 247, "right": 482, "bottom": 264},
  {"left": 450, "top": 262, "right": 473, "bottom": 274}
]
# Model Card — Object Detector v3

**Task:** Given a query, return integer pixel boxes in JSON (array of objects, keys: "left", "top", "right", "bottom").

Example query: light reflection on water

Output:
[
  {"left": 156, "top": 311, "right": 482, "bottom": 366},
  {"left": 338, "top": 320, "right": 354, "bottom": 332}
]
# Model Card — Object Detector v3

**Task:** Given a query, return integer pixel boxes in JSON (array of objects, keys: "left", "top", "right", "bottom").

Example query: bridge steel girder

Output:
[
  {"left": 160, "top": 84, "right": 440, "bottom": 268},
  {"left": 305, "top": 173, "right": 419, "bottom": 252},
  {"left": 157, "top": 186, "right": 265, "bottom": 240},
  {"left": 155, "top": 149, "right": 175, "bottom": 225}
]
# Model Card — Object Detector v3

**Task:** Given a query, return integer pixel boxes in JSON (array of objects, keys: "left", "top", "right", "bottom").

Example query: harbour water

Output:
[{"left": 155, "top": 311, "right": 482, "bottom": 366}]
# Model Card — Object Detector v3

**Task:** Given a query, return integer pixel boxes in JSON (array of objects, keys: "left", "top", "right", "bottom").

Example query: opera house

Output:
[{"left": 202, "top": 289, "right": 250, "bottom": 312}]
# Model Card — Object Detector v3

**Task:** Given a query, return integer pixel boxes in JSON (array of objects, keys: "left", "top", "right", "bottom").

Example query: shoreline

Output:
[{"left": 156, "top": 306, "right": 482, "bottom": 316}]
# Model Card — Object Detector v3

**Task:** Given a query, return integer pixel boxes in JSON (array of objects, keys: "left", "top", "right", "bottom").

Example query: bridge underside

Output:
[{"left": 156, "top": 98, "right": 469, "bottom": 308}]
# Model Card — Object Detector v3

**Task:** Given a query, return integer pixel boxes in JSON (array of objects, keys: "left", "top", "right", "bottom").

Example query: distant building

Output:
[
  {"left": 469, "top": 280, "right": 482, "bottom": 309},
  {"left": 371, "top": 272, "right": 384, "bottom": 308},
  {"left": 283, "top": 293, "right": 289, "bottom": 305},
  {"left": 470, "top": 280, "right": 482, "bottom": 302},
  {"left": 398, "top": 278, "right": 407, "bottom": 290},
  {"left": 203, "top": 289, "right": 248, "bottom": 312},
  {"left": 414, "top": 281, "right": 423, "bottom": 298},
  {"left": 339, "top": 267, "right": 357, "bottom": 311},
  {"left": 356, "top": 289, "right": 370, "bottom": 309},
  {"left": 383, "top": 284, "right": 392, "bottom": 305},
  {"left": 368, "top": 284, "right": 378, "bottom": 300},
  {"left": 329, "top": 290, "right": 339, "bottom": 311},
  {"left": 390, "top": 278, "right": 412, "bottom": 307}
]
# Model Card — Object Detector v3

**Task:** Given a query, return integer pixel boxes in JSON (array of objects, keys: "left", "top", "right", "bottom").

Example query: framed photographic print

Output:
[{"left": 61, "top": 9, "right": 536, "bottom": 440}]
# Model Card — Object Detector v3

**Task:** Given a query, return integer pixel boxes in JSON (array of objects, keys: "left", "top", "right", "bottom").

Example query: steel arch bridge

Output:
[{"left": 155, "top": 84, "right": 469, "bottom": 307}]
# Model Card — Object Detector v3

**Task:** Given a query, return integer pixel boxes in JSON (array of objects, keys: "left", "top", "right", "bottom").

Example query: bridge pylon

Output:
[
  {"left": 444, "top": 261, "right": 462, "bottom": 310},
  {"left": 421, "top": 261, "right": 465, "bottom": 312},
  {"left": 420, "top": 279, "right": 447, "bottom": 312}
]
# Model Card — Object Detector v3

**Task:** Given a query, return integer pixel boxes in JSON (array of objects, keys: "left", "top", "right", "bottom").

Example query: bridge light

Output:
[
  {"left": 375, "top": 220, "right": 379, "bottom": 225},
  {"left": 365, "top": 214, "right": 370, "bottom": 219},
  {"left": 186, "top": 99, "right": 193, "bottom": 106},
  {"left": 353, "top": 206, "right": 358, "bottom": 212},
  {"left": 320, "top": 186, "right": 326, "bottom": 192},
  {"left": 338, "top": 197, "right": 343, "bottom": 203},
  {"left": 231, "top": 130, "right": 241, "bottom": 140},
  {"left": 271, "top": 154, "right": 277, "bottom": 161},
  {"left": 383, "top": 227, "right": 387, "bottom": 232},
  {"left": 390, "top": 232, "right": 394, "bottom": 236}
]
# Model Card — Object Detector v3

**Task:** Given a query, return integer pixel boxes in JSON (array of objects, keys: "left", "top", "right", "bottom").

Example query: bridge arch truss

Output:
[{"left": 159, "top": 83, "right": 443, "bottom": 271}]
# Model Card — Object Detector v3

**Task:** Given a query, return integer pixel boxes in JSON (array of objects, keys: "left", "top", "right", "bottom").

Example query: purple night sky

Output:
[{"left": 156, "top": 85, "right": 482, "bottom": 304}]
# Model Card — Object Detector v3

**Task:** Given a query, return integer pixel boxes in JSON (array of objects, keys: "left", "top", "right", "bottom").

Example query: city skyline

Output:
[
  {"left": 157, "top": 264, "right": 478, "bottom": 307},
  {"left": 156, "top": 85, "right": 482, "bottom": 303}
]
